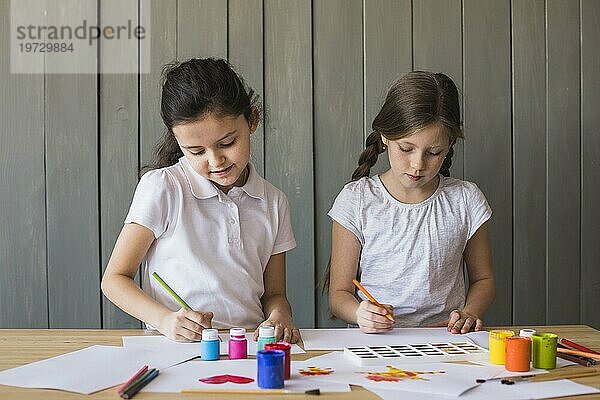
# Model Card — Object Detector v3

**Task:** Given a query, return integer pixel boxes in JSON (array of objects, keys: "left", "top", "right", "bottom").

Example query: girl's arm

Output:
[
  {"left": 101, "top": 223, "right": 213, "bottom": 341},
  {"left": 448, "top": 221, "right": 496, "bottom": 333},
  {"left": 255, "top": 252, "right": 300, "bottom": 343},
  {"left": 329, "top": 221, "right": 394, "bottom": 333}
]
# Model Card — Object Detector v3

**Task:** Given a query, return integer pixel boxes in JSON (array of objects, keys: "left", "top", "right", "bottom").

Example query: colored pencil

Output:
[
  {"left": 181, "top": 388, "right": 321, "bottom": 395},
  {"left": 560, "top": 338, "right": 600, "bottom": 355},
  {"left": 117, "top": 365, "right": 148, "bottom": 394},
  {"left": 558, "top": 343, "right": 596, "bottom": 365},
  {"left": 120, "top": 368, "right": 154, "bottom": 396},
  {"left": 558, "top": 352, "right": 594, "bottom": 367},
  {"left": 557, "top": 347, "right": 600, "bottom": 361},
  {"left": 121, "top": 368, "right": 159, "bottom": 399},
  {"left": 501, "top": 367, "right": 600, "bottom": 384},
  {"left": 352, "top": 279, "right": 394, "bottom": 322},
  {"left": 152, "top": 272, "right": 191, "bottom": 309}
]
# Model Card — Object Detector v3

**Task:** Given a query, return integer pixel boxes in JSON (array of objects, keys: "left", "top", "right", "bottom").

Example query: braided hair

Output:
[{"left": 351, "top": 71, "right": 463, "bottom": 180}]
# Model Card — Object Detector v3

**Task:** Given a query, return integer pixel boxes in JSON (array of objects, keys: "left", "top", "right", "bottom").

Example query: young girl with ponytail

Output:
[{"left": 327, "top": 71, "right": 495, "bottom": 334}]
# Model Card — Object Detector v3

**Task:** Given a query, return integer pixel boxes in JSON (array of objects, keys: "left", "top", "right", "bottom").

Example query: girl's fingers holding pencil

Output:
[
  {"left": 184, "top": 310, "right": 213, "bottom": 329},
  {"left": 357, "top": 317, "right": 394, "bottom": 333},
  {"left": 358, "top": 300, "right": 392, "bottom": 319},
  {"left": 356, "top": 302, "right": 394, "bottom": 333}
]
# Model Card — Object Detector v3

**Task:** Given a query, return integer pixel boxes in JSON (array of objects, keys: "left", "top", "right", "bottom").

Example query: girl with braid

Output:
[{"left": 327, "top": 72, "right": 495, "bottom": 334}]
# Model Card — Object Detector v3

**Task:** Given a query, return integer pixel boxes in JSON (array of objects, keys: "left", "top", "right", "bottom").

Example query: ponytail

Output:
[{"left": 351, "top": 131, "right": 386, "bottom": 181}]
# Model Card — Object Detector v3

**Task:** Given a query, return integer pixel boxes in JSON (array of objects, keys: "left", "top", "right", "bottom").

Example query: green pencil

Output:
[{"left": 152, "top": 272, "right": 191, "bottom": 309}]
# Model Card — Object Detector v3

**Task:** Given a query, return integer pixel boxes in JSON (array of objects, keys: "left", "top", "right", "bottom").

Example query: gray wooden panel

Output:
[
  {"left": 264, "top": 0, "right": 314, "bottom": 328},
  {"left": 463, "top": 0, "right": 512, "bottom": 325},
  {"left": 364, "top": 0, "right": 411, "bottom": 177},
  {"left": 140, "top": 0, "right": 176, "bottom": 167},
  {"left": 581, "top": 0, "right": 600, "bottom": 330},
  {"left": 0, "top": 0, "right": 48, "bottom": 328},
  {"left": 177, "top": 0, "right": 227, "bottom": 60},
  {"left": 546, "top": 0, "right": 580, "bottom": 324},
  {"left": 100, "top": 0, "right": 141, "bottom": 328},
  {"left": 45, "top": 3, "right": 100, "bottom": 328},
  {"left": 413, "top": 0, "right": 463, "bottom": 179},
  {"left": 314, "top": 0, "right": 363, "bottom": 328},
  {"left": 228, "top": 0, "right": 264, "bottom": 176},
  {"left": 511, "top": 0, "right": 546, "bottom": 325}
]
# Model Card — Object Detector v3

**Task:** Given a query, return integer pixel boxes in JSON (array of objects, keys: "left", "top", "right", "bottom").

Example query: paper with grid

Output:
[{"left": 344, "top": 342, "right": 489, "bottom": 366}]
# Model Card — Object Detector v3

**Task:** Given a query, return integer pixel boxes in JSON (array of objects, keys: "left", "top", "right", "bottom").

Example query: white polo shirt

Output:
[{"left": 125, "top": 157, "right": 296, "bottom": 329}]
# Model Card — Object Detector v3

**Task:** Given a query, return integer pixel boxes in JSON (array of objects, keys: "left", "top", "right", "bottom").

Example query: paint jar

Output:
[
  {"left": 228, "top": 327, "right": 248, "bottom": 360},
  {"left": 264, "top": 342, "right": 292, "bottom": 380},
  {"left": 256, "top": 349, "right": 285, "bottom": 389},
  {"left": 257, "top": 326, "right": 276, "bottom": 351},
  {"left": 489, "top": 330, "right": 515, "bottom": 364},
  {"left": 505, "top": 336, "right": 531, "bottom": 372},
  {"left": 532, "top": 333, "right": 558, "bottom": 369},
  {"left": 200, "top": 328, "right": 220, "bottom": 361},
  {"left": 519, "top": 329, "right": 536, "bottom": 360}
]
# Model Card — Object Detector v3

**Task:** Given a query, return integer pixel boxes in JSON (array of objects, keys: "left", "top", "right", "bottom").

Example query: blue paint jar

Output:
[
  {"left": 200, "top": 328, "right": 220, "bottom": 361},
  {"left": 256, "top": 349, "right": 285, "bottom": 389}
]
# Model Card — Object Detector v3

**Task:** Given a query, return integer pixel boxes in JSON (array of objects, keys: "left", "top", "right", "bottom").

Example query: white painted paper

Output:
[
  {"left": 293, "top": 351, "right": 500, "bottom": 397},
  {"left": 141, "top": 358, "right": 350, "bottom": 393},
  {"left": 367, "top": 378, "right": 600, "bottom": 400}
]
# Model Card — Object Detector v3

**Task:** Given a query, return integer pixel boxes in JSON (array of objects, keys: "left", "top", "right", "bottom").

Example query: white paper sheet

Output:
[
  {"left": 367, "top": 379, "right": 600, "bottom": 400},
  {"left": 299, "top": 327, "right": 488, "bottom": 350},
  {"left": 141, "top": 358, "right": 350, "bottom": 393},
  {"left": 293, "top": 351, "right": 500, "bottom": 397},
  {"left": 122, "top": 334, "right": 304, "bottom": 358},
  {"left": 0, "top": 345, "right": 195, "bottom": 394}
]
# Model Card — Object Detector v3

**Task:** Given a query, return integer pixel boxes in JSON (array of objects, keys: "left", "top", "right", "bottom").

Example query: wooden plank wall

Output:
[{"left": 1, "top": 0, "right": 599, "bottom": 330}]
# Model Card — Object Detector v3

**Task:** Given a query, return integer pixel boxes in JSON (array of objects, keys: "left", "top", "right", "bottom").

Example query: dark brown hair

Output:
[
  {"left": 145, "top": 58, "right": 259, "bottom": 172},
  {"left": 351, "top": 71, "right": 463, "bottom": 181}
]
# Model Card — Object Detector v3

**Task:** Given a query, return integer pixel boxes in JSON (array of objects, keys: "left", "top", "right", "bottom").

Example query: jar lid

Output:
[
  {"left": 202, "top": 328, "right": 219, "bottom": 341},
  {"left": 230, "top": 327, "right": 246, "bottom": 337},
  {"left": 259, "top": 326, "right": 275, "bottom": 338}
]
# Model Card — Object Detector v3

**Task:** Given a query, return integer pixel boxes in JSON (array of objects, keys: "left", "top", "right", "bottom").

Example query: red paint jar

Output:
[{"left": 264, "top": 342, "right": 292, "bottom": 380}]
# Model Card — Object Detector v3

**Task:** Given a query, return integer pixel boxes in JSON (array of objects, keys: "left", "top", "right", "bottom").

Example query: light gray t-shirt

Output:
[{"left": 328, "top": 175, "right": 492, "bottom": 327}]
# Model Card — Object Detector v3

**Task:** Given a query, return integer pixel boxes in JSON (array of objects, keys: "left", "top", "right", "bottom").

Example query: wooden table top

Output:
[{"left": 0, "top": 325, "right": 599, "bottom": 399}]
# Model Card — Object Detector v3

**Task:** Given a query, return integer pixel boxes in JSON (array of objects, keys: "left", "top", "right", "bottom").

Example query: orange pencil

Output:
[
  {"left": 557, "top": 347, "right": 600, "bottom": 361},
  {"left": 352, "top": 279, "right": 394, "bottom": 322}
]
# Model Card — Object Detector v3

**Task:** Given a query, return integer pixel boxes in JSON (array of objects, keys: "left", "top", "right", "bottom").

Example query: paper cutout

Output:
[
  {"left": 198, "top": 374, "right": 254, "bottom": 384},
  {"left": 298, "top": 366, "right": 334, "bottom": 376},
  {"left": 359, "top": 365, "right": 445, "bottom": 382}
]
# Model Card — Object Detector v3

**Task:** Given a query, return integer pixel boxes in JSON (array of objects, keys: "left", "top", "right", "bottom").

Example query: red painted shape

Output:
[{"left": 199, "top": 374, "right": 254, "bottom": 384}]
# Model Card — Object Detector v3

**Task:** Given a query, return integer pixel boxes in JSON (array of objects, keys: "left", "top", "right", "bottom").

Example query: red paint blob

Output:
[{"left": 199, "top": 374, "right": 254, "bottom": 384}]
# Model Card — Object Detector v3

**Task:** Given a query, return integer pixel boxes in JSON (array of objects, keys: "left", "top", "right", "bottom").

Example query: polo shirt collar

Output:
[{"left": 179, "top": 156, "right": 265, "bottom": 200}]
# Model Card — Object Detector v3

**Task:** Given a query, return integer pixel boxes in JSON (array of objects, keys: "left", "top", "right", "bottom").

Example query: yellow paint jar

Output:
[{"left": 489, "top": 330, "right": 515, "bottom": 364}]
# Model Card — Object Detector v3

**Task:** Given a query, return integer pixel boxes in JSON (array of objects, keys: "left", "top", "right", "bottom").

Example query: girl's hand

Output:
[
  {"left": 157, "top": 308, "right": 213, "bottom": 342},
  {"left": 252, "top": 311, "right": 301, "bottom": 344},
  {"left": 356, "top": 300, "right": 395, "bottom": 333},
  {"left": 447, "top": 309, "right": 482, "bottom": 334}
]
